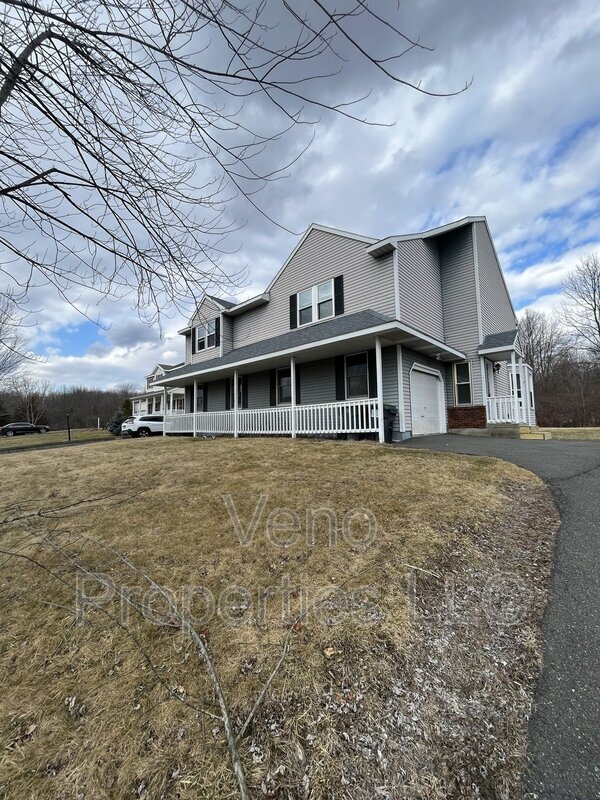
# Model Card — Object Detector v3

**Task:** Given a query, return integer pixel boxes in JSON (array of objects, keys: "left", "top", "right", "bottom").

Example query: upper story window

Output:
[
  {"left": 206, "top": 319, "right": 216, "bottom": 348},
  {"left": 290, "top": 275, "right": 343, "bottom": 330},
  {"left": 297, "top": 279, "right": 334, "bottom": 327},
  {"left": 194, "top": 318, "right": 219, "bottom": 352},
  {"left": 453, "top": 362, "right": 472, "bottom": 405}
]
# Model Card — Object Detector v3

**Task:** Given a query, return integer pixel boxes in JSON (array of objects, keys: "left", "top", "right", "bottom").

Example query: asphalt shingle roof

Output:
[
  {"left": 159, "top": 309, "right": 393, "bottom": 381},
  {"left": 205, "top": 294, "right": 237, "bottom": 309},
  {"left": 479, "top": 330, "right": 518, "bottom": 351}
]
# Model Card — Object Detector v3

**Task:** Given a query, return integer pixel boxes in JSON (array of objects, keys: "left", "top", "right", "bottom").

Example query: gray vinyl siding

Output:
[
  {"left": 382, "top": 346, "right": 401, "bottom": 438},
  {"left": 221, "top": 314, "right": 234, "bottom": 356},
  {"left": 207, "top": 379, "right": 227, "bottom": 411},
  {"left": 246, "top": 371, "right": 271, "bottom": 409},
  {"left": 494, "top": 361, "right": 511, "bottom": 396},
  {"left": 402, "top": 348, "right": 447, "bottom": 433},
  {"left": 232, "top": 228, "right": 395, "bottom": 349},
  {"left": 475, "top": 222, "right": 517, "bottom": 336},
  {"left": 189, "top": 297, "right": 222, "bottom": 365},
  {"left": 397, "top": 239, "right": 444, "bottom": 340},
  {"left": 299, "top": 358, "right": 336, "bottom": 404},
  {"left": 438, "top": 225, "right": 483, "bottom": 405}
]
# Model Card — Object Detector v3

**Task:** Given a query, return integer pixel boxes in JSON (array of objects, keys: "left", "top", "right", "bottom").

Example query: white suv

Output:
[{"left": 121, "top": 414, "right": 164, "bottom": 438}]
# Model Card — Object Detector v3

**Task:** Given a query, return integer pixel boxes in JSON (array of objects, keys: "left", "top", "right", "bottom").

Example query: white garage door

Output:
[{"left": 410, "top": 369, "right": 443, "bottom": 435}]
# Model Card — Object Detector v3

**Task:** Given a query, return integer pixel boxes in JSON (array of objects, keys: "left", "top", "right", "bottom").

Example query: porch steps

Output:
[
  {"left": 488, "top": 424, "right": 552, "bottom": 440},
  {"left": 520, "top": 430, "right": 552, "bottom": 440}
]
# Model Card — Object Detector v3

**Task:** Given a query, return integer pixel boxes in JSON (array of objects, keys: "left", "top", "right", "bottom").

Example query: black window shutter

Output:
[
  {"left": 215, "top": 317, "right": 220, "bottom": 347},
  {"left": 334, "top": 275, "right": 344, "bottom": 316},
  {"left": 269, "top": 370, "right": 277, "bottom": 406},
  {"left": 367, "top": 349, "right": 377, "bottom": 398},
  {"left": 289, "top": 294, "right": 298, "bottom": 329},
  {"left": 203, "top": 384, "right": 208, "bottom": 412},
  {"left": 295, "top": 364, "right": 301, "bottom": 404},
  {"left": 185, "top": 385, "right": 194, "bottom": 413},
  {"left": 191, "top": 328, "right": 196, "bottom": 355},
  {"left": 242, "top": 377, "right": 248, "bottom": 409},
  {"left": 334, "top": 356, "right": 345, "bottom": 401},
  {"left": 225, "top": 378, "right": 231, "bottom": 410}
]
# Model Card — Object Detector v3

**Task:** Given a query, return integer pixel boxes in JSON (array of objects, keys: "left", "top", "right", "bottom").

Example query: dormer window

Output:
[
  {"left": 297, "top": 279, "right": 334, "bottom": 327},
  {"left": 196, "top": 325, "right": 206, "bottom": 351}
]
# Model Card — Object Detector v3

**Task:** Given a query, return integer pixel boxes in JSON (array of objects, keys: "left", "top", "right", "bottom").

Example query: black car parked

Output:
[{"left": 0, "top": 422, "right": 50, "bottom": 437}]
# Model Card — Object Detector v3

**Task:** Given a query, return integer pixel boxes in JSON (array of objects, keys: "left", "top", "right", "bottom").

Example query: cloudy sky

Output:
[{"left": 21, "top": 0, "right": 600, "bottom": 389}]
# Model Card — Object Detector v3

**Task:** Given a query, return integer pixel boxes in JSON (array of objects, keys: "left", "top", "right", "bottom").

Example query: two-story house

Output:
[
  {"left": 129, "top": 363, "right": 184, "bottom": 416},
  {"left": 152, "top": 217, "right": 535, "bottom": 442}
]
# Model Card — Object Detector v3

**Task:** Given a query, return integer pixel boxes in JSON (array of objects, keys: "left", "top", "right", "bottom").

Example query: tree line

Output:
[
  {"left": 0, "top": 378, "right": 135, "bottom": 429},
  {"left": 519, "top": 253, "right": 600, "bottom": 427}
]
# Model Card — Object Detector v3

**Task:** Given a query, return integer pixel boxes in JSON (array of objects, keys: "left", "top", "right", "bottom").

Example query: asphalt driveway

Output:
[{"left": 400, "top": 435, "right": 600, "bottom": 800}]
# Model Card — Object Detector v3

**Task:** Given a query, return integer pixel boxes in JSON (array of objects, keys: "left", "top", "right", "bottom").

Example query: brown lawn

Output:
[{"left": 0, "top": 437, "right": 558, "bottom": 799}]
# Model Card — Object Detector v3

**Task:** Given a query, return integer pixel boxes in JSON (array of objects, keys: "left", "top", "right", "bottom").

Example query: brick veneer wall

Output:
[{"left": 448, "top": 405, "right": 487, "bottom": 428}]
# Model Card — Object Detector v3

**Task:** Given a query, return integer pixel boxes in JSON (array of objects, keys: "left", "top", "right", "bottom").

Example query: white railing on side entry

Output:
[
  {"left": 163, "top": 397, "right": 380, "bottom": 435},
  {"left": 486, "top": 395, "right": 535, "bottom": 424}
]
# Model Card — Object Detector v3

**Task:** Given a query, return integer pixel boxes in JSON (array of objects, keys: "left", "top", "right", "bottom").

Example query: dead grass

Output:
[
  {"left": 539, "top": 426, "right": 600, "bottom": 440},
  {"left": 0, "top": 437, "right": 558, "bottom": 799},
  {"left": 0, "top": 428, "right": 112, "bottom": 450}
]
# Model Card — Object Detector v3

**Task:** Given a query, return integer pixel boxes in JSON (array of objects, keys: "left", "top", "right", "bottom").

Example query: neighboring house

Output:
[
  {"left": 152, "top": 217, "right": 535, "bottom": 442},
  {"left": 129, "top": 363, "right": 184, "bottom": 416}
]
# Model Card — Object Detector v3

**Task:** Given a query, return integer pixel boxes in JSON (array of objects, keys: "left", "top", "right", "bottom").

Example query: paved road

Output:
[{"left": 399, "top": 435, "right": 600, "bottom": 800}]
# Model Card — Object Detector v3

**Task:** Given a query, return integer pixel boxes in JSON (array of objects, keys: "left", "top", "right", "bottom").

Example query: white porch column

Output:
[
  {"left": 233, "top": 370, "right": 239, "bottom": 438},
  {"left": 510, "top": 351, "right": 519, "bottom": 424},
  {"left": 517, "top": 356, "right": 526, "bottom": 425},
  {"left": 375, "top": 336, "right": 385, "bottom": 443},
  {"left": 162, "top": 387, "right": 167, "bottom": 437},
  {"left": 193, "top": 378, "right": 198, "bottom": 437},
  {"left": 290, "top": 357, "right": 297, "bottom": 438},
  {"left": 522, "top": 361, "right": 531, "bottom": 426}
]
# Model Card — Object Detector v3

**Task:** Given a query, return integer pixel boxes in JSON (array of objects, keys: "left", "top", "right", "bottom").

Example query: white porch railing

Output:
[
  {"left": 486, "top": 396, "right": 536, "bottom": 425},
  {"left": 164, "top": 398, "right": 380, "bottom": 436}
]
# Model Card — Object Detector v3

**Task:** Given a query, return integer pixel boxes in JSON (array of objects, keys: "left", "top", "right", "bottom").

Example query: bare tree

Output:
[
  {"left": 0, "top": 296, "right": 30, "bottom": 384},
  {"left": 562, "top": 253, "right": 600, "bottom": 355},
  {"left": 0, "top": 0, "right": 467, "bottom": 332},
  {"left": 9, "top": 373, "right": 52, "bottom": 423},
  {"left": 518, "top": 308, "right": 569, "bottom": 380}
]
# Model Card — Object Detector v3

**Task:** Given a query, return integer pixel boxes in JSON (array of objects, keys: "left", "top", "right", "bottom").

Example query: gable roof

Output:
[
  {"left": 205, "top": 294, "right": 237, "bottom": 309},
  {"left": 264, "top": 223, "right": 376, "bottom": 294},
  {"left": 366, "top": 216, "right": 486, "bottom": 257}
]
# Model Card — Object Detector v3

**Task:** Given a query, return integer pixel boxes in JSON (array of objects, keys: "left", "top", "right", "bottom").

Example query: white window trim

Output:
[
  {"left": 344, "top": 351, "right": 370, "bottom": 400},
  {"left": 276, "top": 367, "right": 292, "bottom": 406},
  {"left": 453, "top": 361, "right": 473, "bottom": 406},
  {"left": 297, "top": 278, "right": 334, "bottom": 328},
  {"left": 195, "top": 320, "right": 218, "bottom": 351}
]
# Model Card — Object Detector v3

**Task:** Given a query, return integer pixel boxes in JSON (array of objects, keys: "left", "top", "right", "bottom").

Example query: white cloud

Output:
[{"left": 6, "top": 0, "right": 600, "bottom": 387}]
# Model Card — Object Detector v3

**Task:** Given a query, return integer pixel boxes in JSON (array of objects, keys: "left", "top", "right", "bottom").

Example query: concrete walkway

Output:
[{"left": 399, "top": 435, "right": 600, "bottom": 800}]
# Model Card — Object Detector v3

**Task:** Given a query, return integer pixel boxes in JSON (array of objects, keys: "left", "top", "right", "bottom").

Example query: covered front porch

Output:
[
  {"left": 165, "top": 397, "right": 381, "bottom": 437},
  {"left": 155, "top": 312, "right": 466, "bottom": 442}
]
